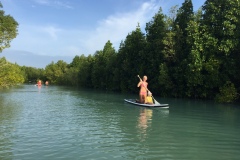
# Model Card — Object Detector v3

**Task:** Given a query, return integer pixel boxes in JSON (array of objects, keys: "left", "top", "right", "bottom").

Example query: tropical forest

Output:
[{"left": 0, "top": 0, "right": 240, "bottom": 103}]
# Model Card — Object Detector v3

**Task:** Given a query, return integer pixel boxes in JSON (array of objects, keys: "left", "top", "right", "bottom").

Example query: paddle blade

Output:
[{"left": 152, "top": 97, "right": 160, "bottom": 104}]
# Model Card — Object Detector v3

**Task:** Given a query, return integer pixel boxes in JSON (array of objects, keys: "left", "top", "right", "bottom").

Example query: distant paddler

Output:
[{"left": 37, "top": 80, "right": 42, "bottom": 86}]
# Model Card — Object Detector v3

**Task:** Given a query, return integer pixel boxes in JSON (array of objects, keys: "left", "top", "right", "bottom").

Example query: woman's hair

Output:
[{"left": 143, "top": 75, "right": 147, "bottom": 80}]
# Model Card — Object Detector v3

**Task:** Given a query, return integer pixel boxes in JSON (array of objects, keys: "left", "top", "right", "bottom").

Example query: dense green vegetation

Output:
[
  {"left": 0, "top": 57, "right": 24, "bottom": 87},
  {"left": 0, "top": 2, "right": 23, "bottom": 88},
  {"left": 1, "top": 0, "right": 240, "bottom": 103}
]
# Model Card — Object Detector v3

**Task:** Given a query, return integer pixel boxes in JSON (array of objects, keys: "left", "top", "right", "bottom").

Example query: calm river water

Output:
[{"left": 0, "top": 85, "right": 240, "bottom": 160}]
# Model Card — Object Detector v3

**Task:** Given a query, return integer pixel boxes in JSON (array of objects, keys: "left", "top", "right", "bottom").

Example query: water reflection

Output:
[
  {"left": 37, "top": 85, "right": 42, "bottom": 93},
  {"left": 156, "top": 108, "right": 170, "bottom": 117},
  {"left": 137, "top": 108, "right": 153, "bottom": 140},
  {"left": 0, "top": 94, "right": 17, "bottom": 159},
  {"left": 1, "top": 85, "right": 240, "bottom": 160}
]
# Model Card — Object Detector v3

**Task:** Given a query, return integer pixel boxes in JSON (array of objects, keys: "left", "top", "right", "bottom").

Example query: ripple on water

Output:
[{"left": 1, "top": 85, "right": 240, "bottom": 160}]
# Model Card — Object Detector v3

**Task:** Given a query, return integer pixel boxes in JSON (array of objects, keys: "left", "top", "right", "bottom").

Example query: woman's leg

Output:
[
  {"left": 140, "top": 95, "right": 145, "bottom": 103},
  {"left": 143, "top": 95, "right": 146, "bottom": 104},
  {"left": 139, "top": 94, "right": 142, "bottom": 103}
]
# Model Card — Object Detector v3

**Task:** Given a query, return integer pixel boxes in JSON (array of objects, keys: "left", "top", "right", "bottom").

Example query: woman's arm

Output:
[
  {"left": 137, "top": 81, "right": 142, "bottom": 87},
  {"left": 137, "top": 75, "right": 142, "bottom": 87}
]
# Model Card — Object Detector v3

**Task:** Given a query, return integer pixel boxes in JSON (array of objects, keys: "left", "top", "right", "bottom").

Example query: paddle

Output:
[{"left": 137, "top": 75, "right": 160, "bottom": 104}]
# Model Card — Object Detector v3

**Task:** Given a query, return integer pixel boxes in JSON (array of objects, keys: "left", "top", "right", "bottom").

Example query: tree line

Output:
[{"left": 1, "top": 0, "right": 240, "bottom": 103}]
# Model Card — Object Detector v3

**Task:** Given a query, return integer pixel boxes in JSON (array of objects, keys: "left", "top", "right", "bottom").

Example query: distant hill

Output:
[{"left": 0, "top": 50, "right": 74, "bottom": 68}]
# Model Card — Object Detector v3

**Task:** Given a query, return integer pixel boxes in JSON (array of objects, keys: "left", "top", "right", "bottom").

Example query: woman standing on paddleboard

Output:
[{"left": 137, "top": 75, "right": 148, "bottom": 103}]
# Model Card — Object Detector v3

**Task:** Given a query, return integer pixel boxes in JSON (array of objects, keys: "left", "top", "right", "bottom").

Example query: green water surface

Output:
[{"left": 0, "top": 85, "right": 240, "bottom": 160}]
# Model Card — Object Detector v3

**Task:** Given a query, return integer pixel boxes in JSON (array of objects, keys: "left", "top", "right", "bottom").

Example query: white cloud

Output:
[
  {"left": 12, "top": 24, "right": 85, "bottom": 56},
  {"left": 53, "top": 1, "right": 73, "bottom": 9},
  {"left": 41, "top": 26, "right": 62, "bottom": 40},
  {"left": 81, "top": 1, "right": 161, "bottom": 53},
  {"left": 9, "top": 0, "right": 166, "bottom": 57},
  {"left": 34, "top": 0, "right": 50, "bottom": 5},
  {"left": 33, "top": 0, "right": 73, "bottom": 9}
]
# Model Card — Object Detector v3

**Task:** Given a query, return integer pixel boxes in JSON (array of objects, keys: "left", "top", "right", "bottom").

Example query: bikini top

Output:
[{"left": 141, "top": 82, "right": 147, "bottom": 88}]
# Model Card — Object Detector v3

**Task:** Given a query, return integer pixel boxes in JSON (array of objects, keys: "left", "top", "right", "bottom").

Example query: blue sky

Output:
[{"left": 1, "top": 0, "right": 205, "bottom": 68}]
